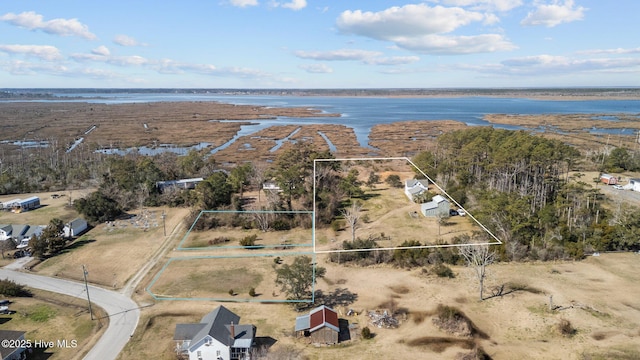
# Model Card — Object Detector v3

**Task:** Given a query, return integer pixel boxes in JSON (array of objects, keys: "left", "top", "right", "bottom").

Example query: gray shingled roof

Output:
[
  {"left": 174, "top": 305, "right": 244, "bottom": 350},
  {"left": 173, "top": 324, "right": 206, "bottom": 341}
]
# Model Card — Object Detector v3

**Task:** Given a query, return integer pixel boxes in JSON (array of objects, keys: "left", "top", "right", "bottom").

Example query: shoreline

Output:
[{"left": 4, "top": 88, "right": 640, "bottom": 102}]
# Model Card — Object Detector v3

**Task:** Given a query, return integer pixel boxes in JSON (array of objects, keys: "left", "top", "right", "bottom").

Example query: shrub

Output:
[
  {"left": 361, "top": 326, "right": 373, "bottom": 339},
  {"left": 432, "top": 263, "right": 455, "bottom": 278},
  {"left": 557, "top": 318, "right": 576, "bottom": 336},
  {"left": 273, "top": 256, "right": 282, "bottom": 265},
  {"left": 385, "top": 174, "right": 403, "bottom": 188},
  {"left": 229, "top": 289, "right": 235, "bottom": 296},
  {"left": 272, "top": 219, "right": 291, "bottom": 231},
  {"left": 209, "top": 237, "right": 231, "bottom": 245},
  {"left": 240, "top": 234, "right": 258, "bottom": 247},
  {"left": 0, "top": 279, "right": 31, "bottom": 297},
  {"left": 331, "top": 220, "right": 343, "bottom": 232},
  {"left": 249, "top": 288, "right": 256, "bottom": 297}
]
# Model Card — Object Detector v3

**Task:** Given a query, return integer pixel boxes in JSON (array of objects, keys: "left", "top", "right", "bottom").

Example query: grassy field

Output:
[
  {"left": 0, "top": 289, "right": 107, "bottom": 360},
  {"left": 120, "top": 252, "right": 640, "bottom": 360},
  {"left": 148, "top": 254, "right": 310, "bottom": 301}
]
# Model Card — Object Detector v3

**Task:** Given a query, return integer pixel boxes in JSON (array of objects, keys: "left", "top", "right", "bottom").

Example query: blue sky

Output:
[{"left": 1, "top": 0, "right": 639, "bottom": 88}]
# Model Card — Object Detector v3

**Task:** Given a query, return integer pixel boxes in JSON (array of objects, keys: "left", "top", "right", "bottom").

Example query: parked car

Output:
[
  {"left": 613, "top": 184, "right": 624, "bottom": 190},
  {"left": 457, "top": 209, "right": 466, "bottom": 216},
  {"left": 449, "top": 209, "right": 459, "bottom": 216}
]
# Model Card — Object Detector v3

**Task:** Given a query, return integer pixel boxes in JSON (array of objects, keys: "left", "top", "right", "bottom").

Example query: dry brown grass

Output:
[
  {"left": 30, "top": 203, "right": 190, "bottom": 289},
  {"left": 149, "top": 256, "right": 283, "bottom": 300},
  {"left": 0, "top": 289, "right": 107, "bottom": 360}
]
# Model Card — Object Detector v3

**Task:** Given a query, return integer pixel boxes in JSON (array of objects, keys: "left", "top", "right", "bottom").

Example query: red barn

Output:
[{"left": 295, "top": 305, "right": 340, "bottom": 345}]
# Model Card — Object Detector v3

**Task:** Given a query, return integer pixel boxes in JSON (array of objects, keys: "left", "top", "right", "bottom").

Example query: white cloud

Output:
[
  {"left": 394, "top": 34, "right": 516, "bottom": 54},
  {"left": 109, "top": 55, "right": 149, "bottom": 66},
  {"left": 271, "top": 0, "right": 307, "bottom": 10},
  {"left": 364, "top": 56, "right": 421, "bottom": 65},
  {"left": 438, "top": 0, "right": 523, "bottom": 12},
  {"left": 92, "top": 45, "right": 111, "bottom": 56},
  {"left": 521, "top": 0, "right": 586, "bottom": 27},
  {"left": 281, "top": 0, "right": 307, "bottom": 10},
  {"left": 577, "top": 47, "right": 640, "bottom": 55},
  {"left": 229, "top": 0, "right": 259, "bottom": 8},
  {"left": 337, "top": 5, "right": 485, "bottom": 38},
  {"left": 497, "top": 54, "right": 640, "bottom": 75},
  {"left": 0, "top": 11, "right": 96, "bottom": 40},
  {"left": 336, "top": 4, "right": 514, "bottom": 55},
  {"left": 71, "top": 51, "right": 149, "bottom": 66},
  {"left": 299, "top": 63, "right": 333, "bottom": 73},
  {"left": 294, "top": 49, "right": 382, "bottom": 61},
  {"left": 0, "top": 60, "right": 68, "bottom": 75},
  {"left": 153, "top": 60, "right": 269, "bottom": 78},
  {"left": 0, "top": 44, "right": 63, "bottom": 61},
  {"left": 113, "top": 34, "right": 146, "bottom": 47}
]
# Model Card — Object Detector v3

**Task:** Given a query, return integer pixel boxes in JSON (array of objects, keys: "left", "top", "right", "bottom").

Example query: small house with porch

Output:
[
  {"left": 174, "top": 305, "right": 256, "bottom": 360},
  {"left": 404, "top": 179, "right": 430, "bottom": 202},
  {"left": 421, "top": 195, "right": 450, "bottom": 217},
  {"left": 295, "top": 305, "right": 340, "bottom": 345}
]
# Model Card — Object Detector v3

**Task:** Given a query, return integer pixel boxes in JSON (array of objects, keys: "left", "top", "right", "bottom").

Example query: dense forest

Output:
[
  {"left": 412, "top": 128, "right": 640, "bottom": 259},
  {"left": 1, "top": 126, "right": 639, "bottom": 262}
]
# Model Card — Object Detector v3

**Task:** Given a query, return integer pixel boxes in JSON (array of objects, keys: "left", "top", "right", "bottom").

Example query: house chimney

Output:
[{"left": 230, "top": 321, "right": 235, "bottom": 339}]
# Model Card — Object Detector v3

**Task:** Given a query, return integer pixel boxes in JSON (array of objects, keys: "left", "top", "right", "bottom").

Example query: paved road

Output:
[{"left": 0, "top": 268, "right": 140, "bottom": 360}]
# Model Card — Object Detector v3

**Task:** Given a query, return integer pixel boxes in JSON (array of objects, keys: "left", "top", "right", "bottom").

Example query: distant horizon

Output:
[{"left": 3, "top": 86, "right": 640, "bottom": 91}]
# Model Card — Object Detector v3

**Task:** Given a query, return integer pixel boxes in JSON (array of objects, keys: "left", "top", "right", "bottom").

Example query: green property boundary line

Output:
[
  {"left": 146, "top": 251, "right": 318, "bottom": 303},
  {"left": 177, "top": 209, "right": 314, "bottom": 251}
]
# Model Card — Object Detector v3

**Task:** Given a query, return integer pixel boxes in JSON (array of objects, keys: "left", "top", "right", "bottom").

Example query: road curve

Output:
[{"left": 0, "top": 268, "right": 140, "bottom": 360}]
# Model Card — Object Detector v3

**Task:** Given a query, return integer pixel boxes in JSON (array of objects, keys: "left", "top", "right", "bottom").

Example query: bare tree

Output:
[
  {"left": 459, "top": 243, "right": 496, "bottom": 300},
  {"left": 341, "top": 201, "right": 363, "bottom": 241},
  {"left": 252, "top": 206, "right": 273, "bottom": 232},
  {"left": 250, "top": 162, "right": 269, "bottom": 203},
  {"left": 436, "top": 212, "right": 450, "bottom": 236}
]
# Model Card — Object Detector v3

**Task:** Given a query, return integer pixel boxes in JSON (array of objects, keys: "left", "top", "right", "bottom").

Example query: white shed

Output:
[{"left": 64, "top": 218, "right": 88, "bottom": 238}]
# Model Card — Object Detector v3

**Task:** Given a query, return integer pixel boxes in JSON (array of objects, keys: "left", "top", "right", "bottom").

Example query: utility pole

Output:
[
  {"left": 161, "top": 211, "right": 166, "bottom": 236},
  {"left": 82, "top": 265, "right": 94, "bottom": 320}
]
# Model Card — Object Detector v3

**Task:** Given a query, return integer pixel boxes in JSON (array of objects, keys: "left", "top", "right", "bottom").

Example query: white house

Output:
[
  {"left": 1, "top": 199, "right": 20, "bottom": 211},
  {"left": 628, "top": 178, "right": 640, "bottom": 192},
  {"left": 174, "top": 305, "right": 256, "bottom": 360},
  {"left": 404, "top": 179, "right": 430, "bottom": 202},
  {"left": 156, "top": 177, "right": 204, "bottom": 192},
  {"left": 15, "top": 225, "right": 45, "bottom": 249},
  {"left": 63, "top": 218, "right": 88, "bottom": 238},
  {"left": 0, "top": 225, "right": 13, "bottom": 241},
  {"left": 421, "top": 195, "right": 450, "bottom": 217},
  {"left": 262, "top": 181, "right": 282, "bottom": 192}
]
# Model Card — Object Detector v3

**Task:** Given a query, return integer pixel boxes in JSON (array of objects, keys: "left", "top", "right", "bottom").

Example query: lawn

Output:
[
  {"left": 148, "top": 254, "right": 310, "bottom": 301},
  {"left": 0, "top": 288, "right": 107, "bottom": 360}
]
